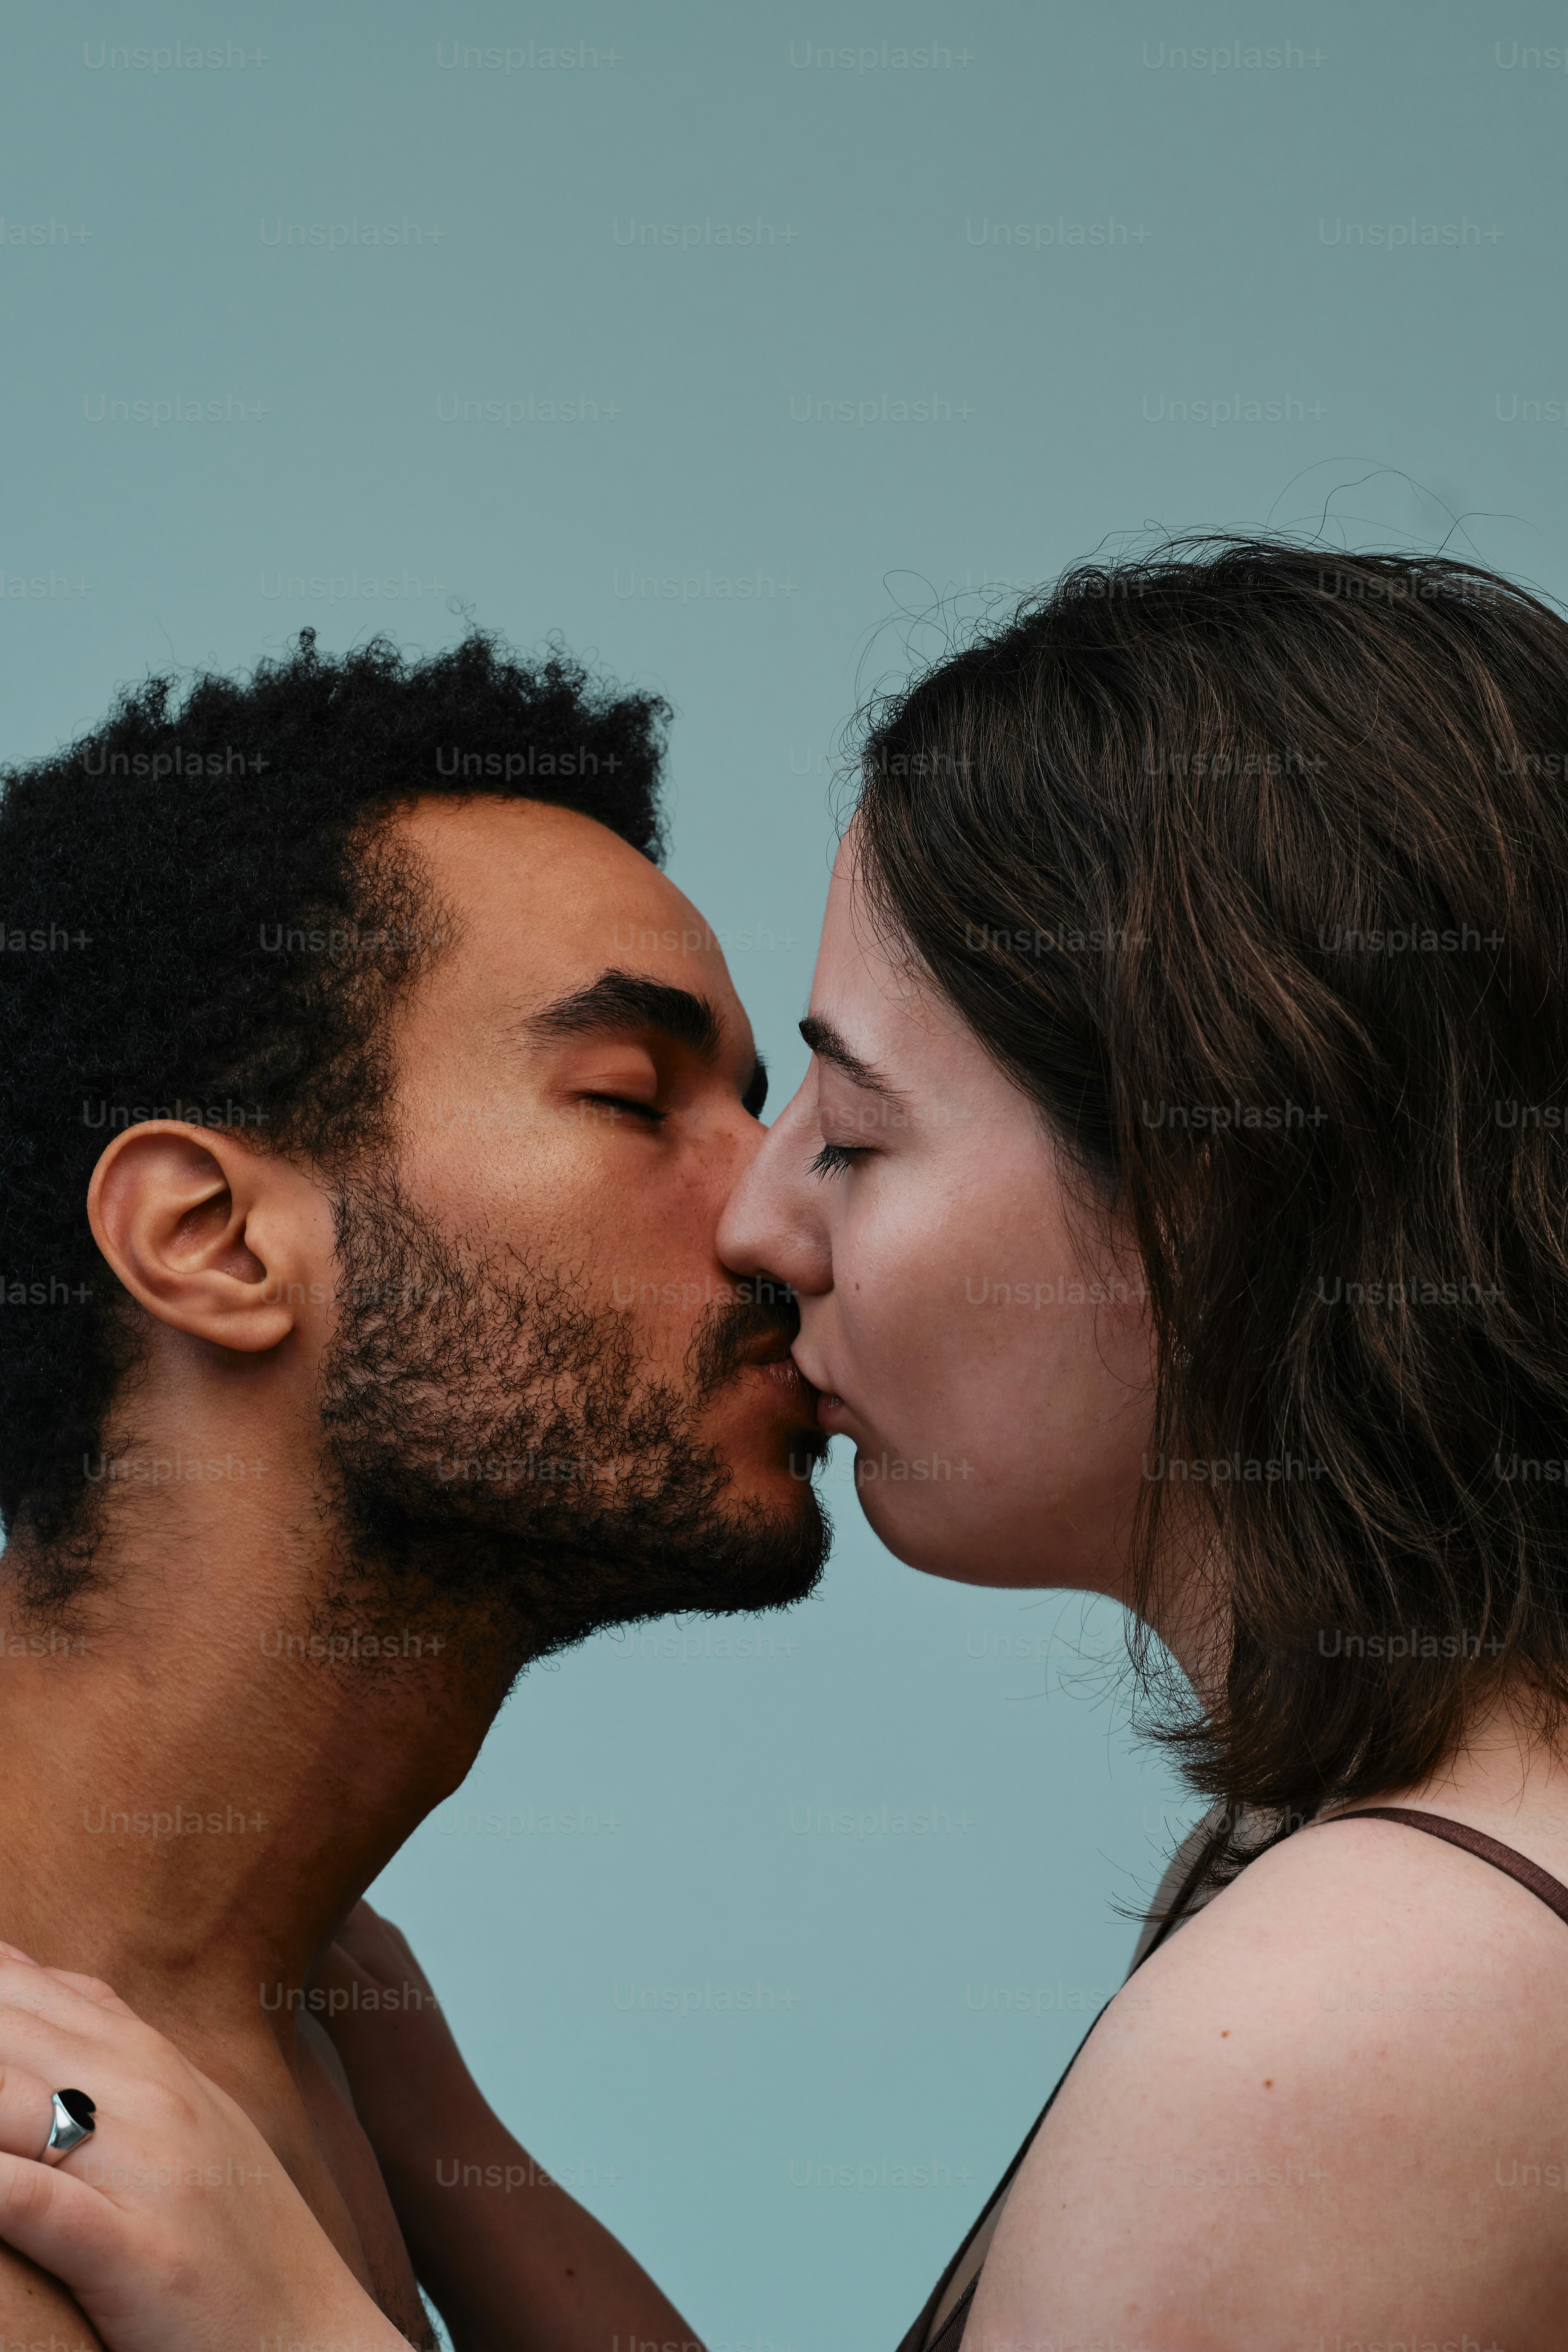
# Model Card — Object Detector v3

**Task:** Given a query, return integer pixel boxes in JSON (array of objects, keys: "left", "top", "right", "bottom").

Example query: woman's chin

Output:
[{"left": 844, "top": 1465, "right": 970, "bottom": 1582}]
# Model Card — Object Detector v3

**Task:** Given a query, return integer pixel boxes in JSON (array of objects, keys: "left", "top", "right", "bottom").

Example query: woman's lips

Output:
[
  {"left": 790, "top": 1348, "right": 824, "bottom": 1389},
  {"left": 812, "top": 1387, "right": 852, "bottom": 1428},
  {"left": 788, "top": 1347, "right": 850, "bottom": 1426}
]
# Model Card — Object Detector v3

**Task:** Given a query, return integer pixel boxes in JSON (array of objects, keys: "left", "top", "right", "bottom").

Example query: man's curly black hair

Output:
[{"left": 0, "top": 627, "right": 670, "bottom": 1581}]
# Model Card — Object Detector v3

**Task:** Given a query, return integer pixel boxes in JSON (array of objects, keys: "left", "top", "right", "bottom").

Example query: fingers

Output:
[
  {"left": 330, "top": 1906, "right": 427, "bottom": 2004},
  {"left": 21, "top": 1968, "right": 130, "bottom": 2016},
  {"left": 0, "top": 1959, "right": 180, "bottom": 2136},
  {"left": 0, "top": 2150, "right": 129, "bottom": 2309},
  {"left": 0, "top": 2064, "right": 62, "bottom": 2168},
  {"left": 0, "top": 1953, "right": 125, "bottom": 2023},
  {"left": 314, "top": 1944, "right": 368, "bottom": 2001},
  {"left": 333, "top": 1900, "right": 414, "bottom": 1964},
  {"left": 0, "top": 1973, "right": 130, "bottom": 2089},
  {"left": 330, "top": 1903, "right": 396, "bottom": 1972},
  {"left": 0, "top": 1945, "right": 135, "bottom": 2022}
]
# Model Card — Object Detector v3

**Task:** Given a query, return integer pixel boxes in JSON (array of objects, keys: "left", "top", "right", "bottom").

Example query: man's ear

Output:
[{"left": 86, "top": 1123, "right": 330, "bottom": 1353}]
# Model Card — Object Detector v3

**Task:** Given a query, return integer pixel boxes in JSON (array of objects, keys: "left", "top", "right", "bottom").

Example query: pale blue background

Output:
[{"left": 3, "top": 3, "right": 1565, "bottom": 2344}]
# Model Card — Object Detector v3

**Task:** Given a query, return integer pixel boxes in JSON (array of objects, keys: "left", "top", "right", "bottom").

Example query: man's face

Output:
[{"left": 313, "top": 796, "right": 828, "bottom": 1668}]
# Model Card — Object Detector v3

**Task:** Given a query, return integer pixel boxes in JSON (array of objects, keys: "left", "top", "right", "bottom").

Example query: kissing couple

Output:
[{"left": 1, "top": 537, "right": 1566, "bottom": 2349}]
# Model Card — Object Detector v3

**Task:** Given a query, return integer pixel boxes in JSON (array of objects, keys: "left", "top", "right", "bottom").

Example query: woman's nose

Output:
[{"left": 717, "top": 1079, "right": 832, "bottom": 1298}]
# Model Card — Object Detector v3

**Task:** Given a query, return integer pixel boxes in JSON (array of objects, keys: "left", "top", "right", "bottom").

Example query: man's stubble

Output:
[{"left": 313, "top": 1170, "right": 830, "bottom": 1688}]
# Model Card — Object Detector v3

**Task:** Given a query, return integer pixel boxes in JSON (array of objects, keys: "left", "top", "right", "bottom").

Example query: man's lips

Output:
[
  {"left": 754, "top": 1357, "right": 817, "bottom": 1405},
  {"left": 725, "top": 1331, "right": 819, "bottom": 1412},
  {"left": 737, "top": 1331, "right": 798, "bottom": 1370}
]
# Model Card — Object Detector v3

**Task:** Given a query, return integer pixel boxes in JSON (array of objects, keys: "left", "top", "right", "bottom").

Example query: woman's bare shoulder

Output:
[{"left": 964, "top": 1815, "right": 1568, "bottom": 2352}]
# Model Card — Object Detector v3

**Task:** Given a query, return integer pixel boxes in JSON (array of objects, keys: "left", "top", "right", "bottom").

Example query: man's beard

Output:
[{"left": 314, "top": 1171, "right": 830, "bottom": 1682}]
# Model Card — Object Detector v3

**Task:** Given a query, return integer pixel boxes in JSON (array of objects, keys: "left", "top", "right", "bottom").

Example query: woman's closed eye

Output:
[{"left": 808, "top": 1138, "right": 872, "bottom": 1179}]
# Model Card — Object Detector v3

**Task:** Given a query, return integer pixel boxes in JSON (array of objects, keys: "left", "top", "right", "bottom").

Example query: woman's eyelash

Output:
[{"left": 808, "top": 1140, "right": 870, "bottom": 1179}]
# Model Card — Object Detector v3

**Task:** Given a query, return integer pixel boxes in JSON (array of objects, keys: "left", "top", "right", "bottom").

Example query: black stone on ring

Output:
[{"left": 42, "top": 2089, "right": 95, "bottom": 2164}]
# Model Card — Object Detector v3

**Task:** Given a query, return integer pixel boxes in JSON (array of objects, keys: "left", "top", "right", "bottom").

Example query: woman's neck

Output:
[{"left": 1326, "top": 1682, "right": 1568, "bottom": 1880}]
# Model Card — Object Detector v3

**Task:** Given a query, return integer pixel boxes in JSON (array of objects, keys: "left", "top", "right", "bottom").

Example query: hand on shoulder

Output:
[{"left": 0, "top": 1943, "right": 408, "bottom": 2352}]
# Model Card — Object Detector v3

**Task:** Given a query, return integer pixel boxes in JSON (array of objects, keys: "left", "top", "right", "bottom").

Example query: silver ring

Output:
[{"left": 41, "top": 2089, "right": 95, "bottom": 2166}]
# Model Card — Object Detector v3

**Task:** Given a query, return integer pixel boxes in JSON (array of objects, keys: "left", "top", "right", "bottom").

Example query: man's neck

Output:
[{"left": 0, "top": 1508, "right": 507, "bottom": 2064}]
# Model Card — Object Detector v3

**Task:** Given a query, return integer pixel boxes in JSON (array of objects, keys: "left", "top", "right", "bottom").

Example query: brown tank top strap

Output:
[
  {"left": 895, "top": 1810, "right": 1568, "bottom": 2352},
  {"left": 1134, "top": 1818, "right": 1228, "bottom": 1967},
  {"left": 1326, "top": 1805, "right": 1568, "bottom": 1928}
]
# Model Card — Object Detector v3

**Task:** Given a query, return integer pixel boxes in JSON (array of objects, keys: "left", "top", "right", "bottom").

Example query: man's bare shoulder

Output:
[
  {"left": 0, "top": 2237, "right": 103, "bottom": 2351},
  {"left": 966, "top": 1815, "right": 1568, "bottom": 2351}
]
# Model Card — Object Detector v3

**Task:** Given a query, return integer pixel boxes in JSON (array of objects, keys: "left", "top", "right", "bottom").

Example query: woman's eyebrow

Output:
[{"left": 798, "top": 1011, "right": 906, "bottom": 1104}]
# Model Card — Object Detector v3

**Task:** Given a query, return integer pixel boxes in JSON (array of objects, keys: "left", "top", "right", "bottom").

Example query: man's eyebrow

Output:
[
  {"left": 798, "top": 1012, "right": 904, "bottom": 1102},
  {"left": 524, "top": 969, "right": 724, "bottom": 1059}
]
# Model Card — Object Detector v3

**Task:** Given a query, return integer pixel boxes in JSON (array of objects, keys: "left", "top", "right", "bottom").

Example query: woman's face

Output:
[{"left": 718, "top": 823, "right": 1159, "bottom": 1594}]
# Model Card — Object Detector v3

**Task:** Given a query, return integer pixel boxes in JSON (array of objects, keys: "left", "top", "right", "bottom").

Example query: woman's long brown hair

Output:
[{"left": 855, "top": 538, "right": 1568, "bottom": 1880}]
